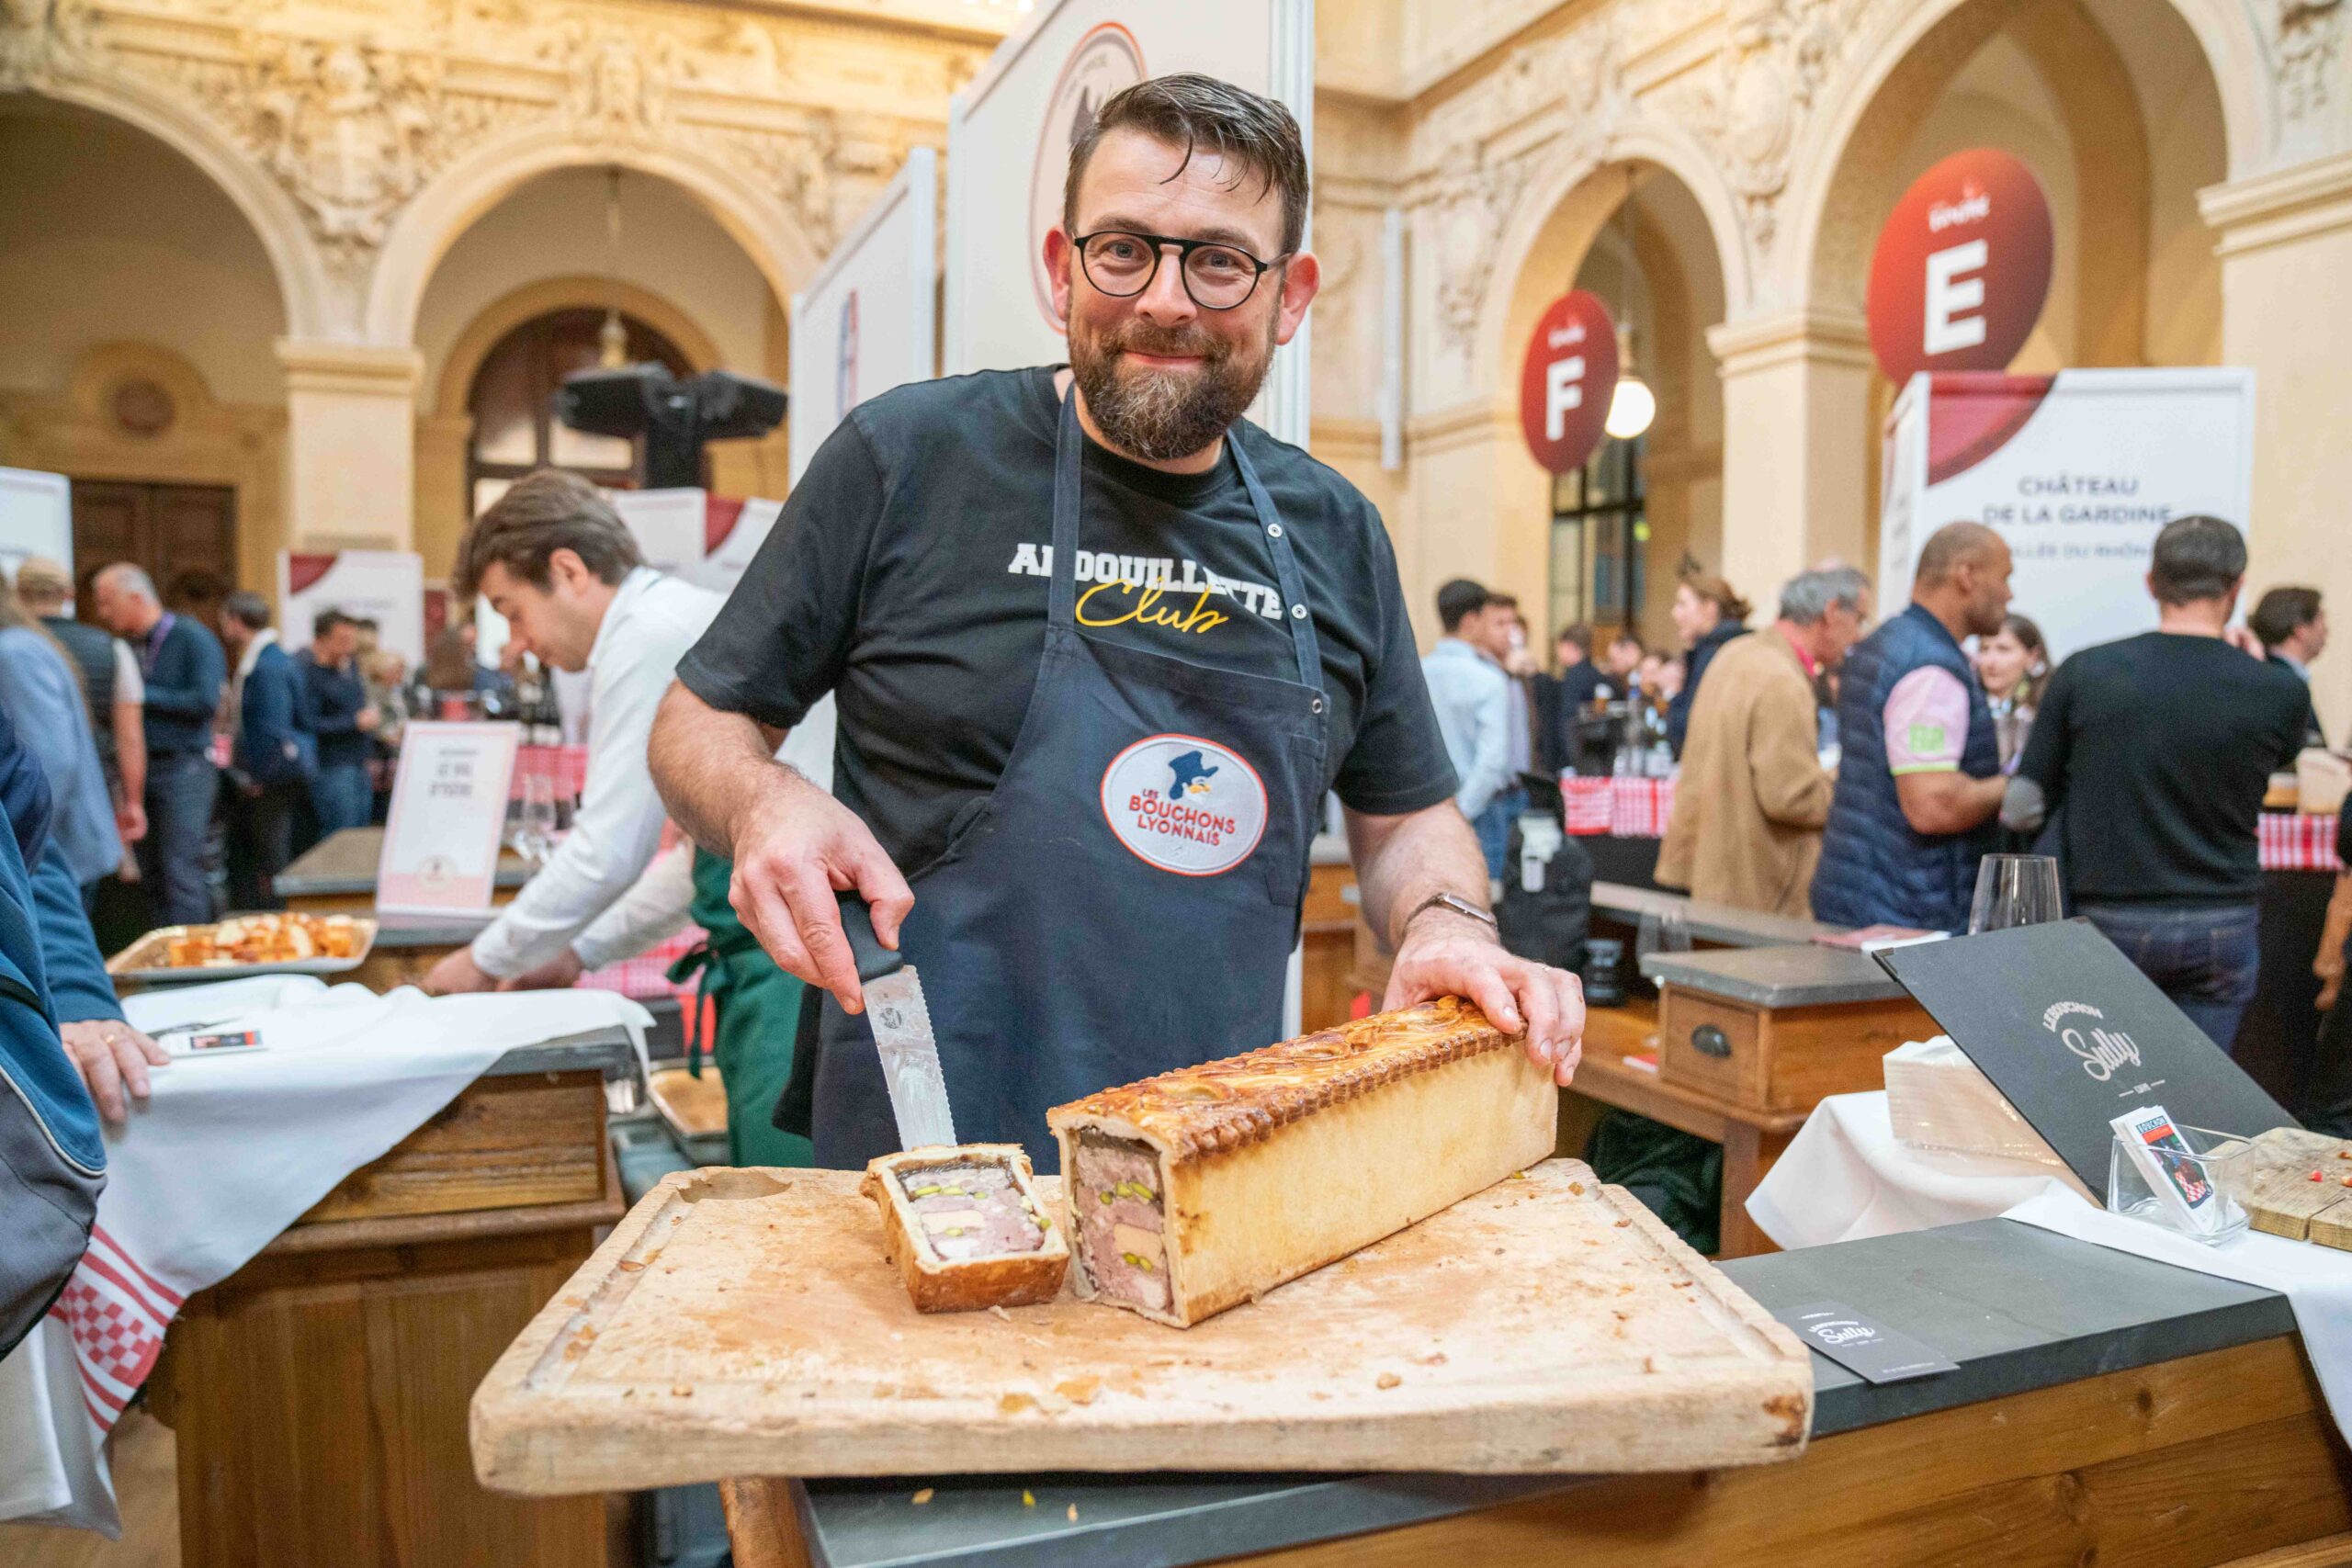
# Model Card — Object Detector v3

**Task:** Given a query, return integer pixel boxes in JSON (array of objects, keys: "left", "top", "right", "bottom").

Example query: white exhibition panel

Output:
[
  {"left": 277, "top": 550, "right": 426, "bottom": 668},
  {"left": 1878, "top": 368, "right": 2256, "bottom": 664},
  {"left": 942, "top": 0, "right": 1315, "bottom": 445},
  {"left": 789, "top": 144, "right": 937, "bottom": 485},
  {"left": 608, "top": 487, "right": 709, "bottom": 579},
  {"left": 0, "top": 467, "right": 72, "bottom": 583}
]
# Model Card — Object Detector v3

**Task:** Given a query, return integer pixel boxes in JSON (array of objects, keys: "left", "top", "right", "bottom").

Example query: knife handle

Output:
[{"left": 834, "top": 891, "right": 904, "bottom": 984}]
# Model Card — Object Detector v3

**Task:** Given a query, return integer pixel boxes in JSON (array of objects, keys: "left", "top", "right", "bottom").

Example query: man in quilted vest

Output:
[{"left": 1812, "top": 523, "right": 2013, "bottom": 933}]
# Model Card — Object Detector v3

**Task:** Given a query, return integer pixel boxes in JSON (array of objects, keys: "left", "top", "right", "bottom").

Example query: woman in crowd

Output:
[
  {"left": 0, "top": 587, "right": 123, "bottom": 906},
  {"left": 1975, "top": 612, "right": 2048, "bottom": 771},
  {"left": 1665, "top": 573, "right": 1751, "bottom": 757}
]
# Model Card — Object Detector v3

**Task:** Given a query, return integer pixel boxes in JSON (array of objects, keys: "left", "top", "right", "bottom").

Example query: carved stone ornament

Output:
[
  {"left": 1432, "top": 141, "right": 1538, "bottom": 361},
  {"left": 1694, "top": 0, "right": 1860, "bottom": 252},
  {"left": 2275, "top": 0, "right": 2346, "bottom": 122},
  {"left": 0, "top": 0, "right": 97, "bottom": 92},
  {"left": 244, "top": 39, "right": 445, "bottom": 261},
  {"left": 563, "top": 25, "right": 678, "bottom": 138}
]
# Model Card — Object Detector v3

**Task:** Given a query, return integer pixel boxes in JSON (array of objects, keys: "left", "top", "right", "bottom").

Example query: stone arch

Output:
[
  {"left": 432, "top": 276, "right": 725, "bottom": 418},
  {"left": 1479, "top": 145, "right": 1736, "bottom": 648},
  {"left": 368, "top": 125, "right": 818, "bottom": 347},
  {"left": 1479, "top": 117, "right": 1753, "bottom": 400},
  {"left": 1779, "top": 0, "right": 2262, "bottom": 307},
  {"left": 12, "top": 75, "right": 333, "bottom": 339}
]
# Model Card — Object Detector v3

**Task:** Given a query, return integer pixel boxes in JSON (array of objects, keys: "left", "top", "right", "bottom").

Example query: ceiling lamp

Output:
[
  {"left": 1603, "top": 170, "right": 1657, "bottom": 443},
  {"left": 1606, "top": 323, "right": 1656, "bottom": 440},
  {"left": 600, "top": 166, "right": 629, "bottom": 370}
]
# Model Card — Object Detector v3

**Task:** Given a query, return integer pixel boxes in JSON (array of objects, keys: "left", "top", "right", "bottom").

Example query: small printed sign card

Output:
[
  {"left": 1876, "top": 919, "right": 2297, "bottom": 1190},
  {"left": 378, "top": 721, "right": 521, "bottom": 915}
]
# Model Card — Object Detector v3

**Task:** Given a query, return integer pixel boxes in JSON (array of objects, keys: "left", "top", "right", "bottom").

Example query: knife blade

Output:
[{"left": 835, "top": 892, "right": 958, "bottom": 1151}]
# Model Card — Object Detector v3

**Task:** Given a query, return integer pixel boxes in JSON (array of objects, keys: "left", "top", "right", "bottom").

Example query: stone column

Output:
[
  {"left": 1707, "top": 307, "right": 1875, "bottom": 610},
  {"left": 276, "top": 341, "right": 424, "bottom": 550},
  {"left": 2202, "top": 150, "right": 2352, "bottom": 741}
]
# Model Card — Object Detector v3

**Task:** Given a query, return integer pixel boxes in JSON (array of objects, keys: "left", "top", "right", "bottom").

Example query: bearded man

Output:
[{"left": 647, "top": 74, "right": 1585, "bottom": 1168}]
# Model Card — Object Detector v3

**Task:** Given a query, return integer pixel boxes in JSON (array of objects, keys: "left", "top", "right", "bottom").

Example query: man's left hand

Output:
[
  {"left": 1383, "top": 912, "right": 1585, "bottom": 1085},
  {"left": 422, "top": 949, "right": 498, "bottom": 996}
]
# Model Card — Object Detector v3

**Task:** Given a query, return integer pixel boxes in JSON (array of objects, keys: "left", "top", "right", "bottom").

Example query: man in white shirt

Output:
[
  {"left": 422, "top": 469, "right": 723, "bottom": 995},
  {"left": 1419, "top": 578, "right": 1513, "bottom": 880}
]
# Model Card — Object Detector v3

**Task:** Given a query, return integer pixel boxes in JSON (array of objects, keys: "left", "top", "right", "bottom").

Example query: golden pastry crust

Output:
[
  {"left": 861, "top": 1145, "right": 1071, "bottom": 1314},
  {"left": 1048, "top": 997, "right": 1517, "bottom": 1161},
  {"left": 1048, "top": 998, "right": 1558, "bottom": 1327}
]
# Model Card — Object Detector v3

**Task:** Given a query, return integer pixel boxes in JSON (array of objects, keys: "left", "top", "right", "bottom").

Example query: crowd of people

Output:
[
  {"left": 0, "top": 558, "right": 417, "bottom": 938},
  {"left": 1431, "top": 514, "right": 2343, "bottom": 1130}
]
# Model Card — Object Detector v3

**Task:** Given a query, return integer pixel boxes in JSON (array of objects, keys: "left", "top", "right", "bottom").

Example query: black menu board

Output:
[{"left": 1874, "top": 919, "right": 2298, "bottom": 1189}]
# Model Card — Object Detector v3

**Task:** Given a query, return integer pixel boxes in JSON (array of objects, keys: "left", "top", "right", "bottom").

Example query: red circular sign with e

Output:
[
  {"left": 1519, "top": 290, "right": 1619, "bottom": 475},
  {"left": 1867, "top": 149, "right": 2052, "bottom": 386}
]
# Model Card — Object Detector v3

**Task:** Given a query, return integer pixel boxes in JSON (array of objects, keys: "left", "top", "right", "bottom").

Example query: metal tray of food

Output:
[{"left": 106, "top": 913, "right": 379, "bottom": 981}]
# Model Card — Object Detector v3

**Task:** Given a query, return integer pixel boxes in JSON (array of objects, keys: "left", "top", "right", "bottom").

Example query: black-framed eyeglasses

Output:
[{"left": 1073, "top": 229, "right": 1287, "bottom": 310}]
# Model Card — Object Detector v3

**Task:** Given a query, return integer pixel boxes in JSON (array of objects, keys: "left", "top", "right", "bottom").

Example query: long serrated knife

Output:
[{"left": 836, "top": 892, "right": 957, "bottom": 1151}]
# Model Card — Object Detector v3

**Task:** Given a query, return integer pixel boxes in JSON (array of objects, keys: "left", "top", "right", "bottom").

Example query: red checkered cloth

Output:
[
  {"left": 1611, "top": 776, "right": 1675, "bottom": 837},
  {"left": 2260, "top": 812, "right": 2342, "bottom": 873},
  {"left": 1561, "top": 775, "right": 1613, "bottom": 835},
  {"left": 578, "top": 927, "right": 707, "bottom": 1000},
  {"left": 50, "top": 1224, "right": 181, "bottom": 1432},
  {"left": 511, "top": 744, "right": 589, "bottom": 801}
]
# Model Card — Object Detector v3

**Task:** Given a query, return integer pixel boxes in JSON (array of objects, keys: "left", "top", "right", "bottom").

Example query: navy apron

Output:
[{"left": 809, "top": 389, "right": 1329, "bottom": 1170}]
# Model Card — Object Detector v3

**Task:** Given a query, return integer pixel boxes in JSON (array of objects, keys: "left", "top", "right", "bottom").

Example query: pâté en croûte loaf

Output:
[
  {"left": 1047, "top": 997, "right": 1557, "bottom": 1327},
  {"left": 862, "top": 1145, "right": 1070, "bottom": 1313}
]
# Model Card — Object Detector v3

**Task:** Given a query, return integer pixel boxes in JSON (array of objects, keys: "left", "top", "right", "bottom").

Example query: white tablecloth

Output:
[
  {"left": 1751, "top": 1090, "right": 2352, "bottom": 1449},
  {"left": 0, "top": 978, "right": 650, "bottom": 1535}
]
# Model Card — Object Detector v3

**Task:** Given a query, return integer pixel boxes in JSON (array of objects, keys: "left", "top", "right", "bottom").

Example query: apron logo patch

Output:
[{"left": 1100, "top": 735, "right": 1268, "bottom": 877}]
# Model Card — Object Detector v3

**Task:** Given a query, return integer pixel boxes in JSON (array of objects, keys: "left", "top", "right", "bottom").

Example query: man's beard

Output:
[{"left": 1069, "top": 313, "right": 1276, "bottom": 464}]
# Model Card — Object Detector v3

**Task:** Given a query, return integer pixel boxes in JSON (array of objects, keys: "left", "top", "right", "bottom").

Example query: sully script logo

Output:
[
  {"left": 2041, "top": 999, "right": 2141, "bottom": 1083},
  {"left": 1809, "top": 1321, "right": 1880, "bottom": 1348}
]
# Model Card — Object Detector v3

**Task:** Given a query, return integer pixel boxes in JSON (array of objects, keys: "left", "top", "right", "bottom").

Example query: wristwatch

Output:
[{"left": 1403, "top": 891, "right": 1499, "bottom": 937}]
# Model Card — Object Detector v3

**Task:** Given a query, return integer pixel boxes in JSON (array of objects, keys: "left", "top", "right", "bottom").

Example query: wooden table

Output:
[
  {"left": 721, "top": 1220, "right": 2352, "bottom": 1568},
  {"left": 144, "top": 1030, "right": 633, "bottom": 1568},
  {"left": 277, "top": 825, "right": 528, "bottom": 916}
]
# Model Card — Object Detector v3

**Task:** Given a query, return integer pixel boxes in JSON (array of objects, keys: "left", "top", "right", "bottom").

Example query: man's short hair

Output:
[
  {"left": 1066, "top": 73, "right": 1310, "bottom": 256},
  {"left": 1608, "top": 628, "right": 1645, "bottom": 654},
  {"left": 454, "top": 468, "right": 642, "bottom": 601},
  {"left": 13, "top": 557, "right": 70, "bottom": 608},
  {"left": 2250, "top": 585, "right": 2324, "bottom": 649},
  {"left": 222, "top": 591, "right": 272, "bottom": 631},
  {"left": 2149, "top": 515, "right": 2247, "bottom": 606},
  {"left": 1914, "top": 522, "right": 2005, "bottom": 587},
  {"left": 1557, "top": 623, "right": 1593, "bottom": 657},
  {"left": 95, "top": 562, "right": 158, "bottom": 604},
  {"left": 1780, "top": 567, "right": 1871, "bottom": 626},
  {"left": 314, "top": 608, "right": 351, "bottom": 640},
  {"left": 1436, "top": 578, "right": 1490, "bottom": 633}
]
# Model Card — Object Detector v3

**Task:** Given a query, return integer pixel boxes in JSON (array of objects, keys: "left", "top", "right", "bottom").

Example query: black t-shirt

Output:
[
  {"left": 2018, "top": 631, "right": 2308, "bottom": 903},
  {"left": 677, "top": 367, "right": 1455, "bottom": 873}
]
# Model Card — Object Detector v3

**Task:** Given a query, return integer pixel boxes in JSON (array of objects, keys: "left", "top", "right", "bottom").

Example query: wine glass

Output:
[
  {"left": 512, "top": 770, "right": 560, "bottom": 869},
  {"left": 1969, "top": 854, "right": 2063, "bottom": 934}
]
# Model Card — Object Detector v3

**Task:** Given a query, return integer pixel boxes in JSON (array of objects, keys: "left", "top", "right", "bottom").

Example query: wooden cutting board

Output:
[{"left": 471, "top": 1159, "right": 1812, "bottom": 1495}]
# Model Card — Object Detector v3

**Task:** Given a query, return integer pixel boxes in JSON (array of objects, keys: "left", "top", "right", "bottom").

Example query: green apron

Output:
[{"left": 668, "top": 849, "right": 814, "bottom": 1168}]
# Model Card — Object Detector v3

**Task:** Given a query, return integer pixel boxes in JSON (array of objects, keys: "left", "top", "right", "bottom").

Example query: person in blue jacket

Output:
[
  {"left": 0, "top": 702, "right": 107, "bottom": 1355},
  {"left": 298, "top": 609, "right": 380, "bottom": 840},
  {"left": 91, "top": 563, "right": 224, "bottom": 926},
  {"left": 219, "top": 592, "right": 316, "bottom": 911}
]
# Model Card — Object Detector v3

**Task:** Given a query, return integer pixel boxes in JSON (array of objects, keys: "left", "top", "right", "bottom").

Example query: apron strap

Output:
[
  {"left": 1051, "top": 387, "right": 1326, "bottom": 696},
  {"left": 1049, "top": 390, "right": 1086, "bottom": 630},
  {"left": 1228, "top": 434, "right": 1323, "bottom": 693}
]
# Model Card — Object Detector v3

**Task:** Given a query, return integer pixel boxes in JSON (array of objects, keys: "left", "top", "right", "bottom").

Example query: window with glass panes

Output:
[
  {"left": 1549, "top": 436, "right": 1646, "bottom": 636},
  {"left": 465, "top": 309, "right": 695, "bottom": 519}
]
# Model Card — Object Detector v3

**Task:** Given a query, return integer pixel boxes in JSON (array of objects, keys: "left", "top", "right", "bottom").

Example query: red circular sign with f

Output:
[
  {"left": 1867, "top": 148, "right": 2053, "bottom": 386},
  {"left": 1519, "top": 290, "right": 1620, "bottom": 475}
]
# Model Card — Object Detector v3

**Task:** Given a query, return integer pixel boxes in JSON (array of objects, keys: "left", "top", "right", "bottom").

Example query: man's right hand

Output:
[
  {"left": 356, "top": 705, "right": 381, "bottom": 733},
  {"left": 727, "top": 773, "right": 913, "bottom": 1014}
]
